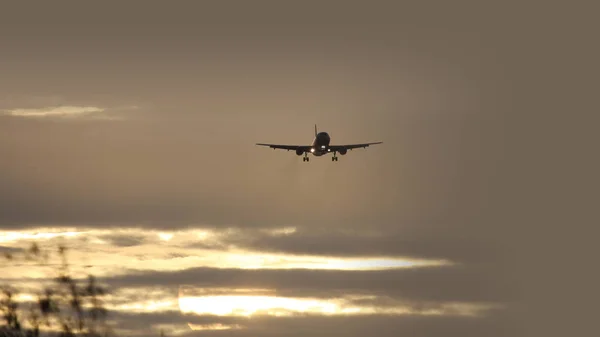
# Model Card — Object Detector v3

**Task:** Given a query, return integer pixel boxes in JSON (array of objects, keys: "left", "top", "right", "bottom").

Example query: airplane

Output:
[{"left": 256, "top": 125, "right": 382, "bottom": 162}]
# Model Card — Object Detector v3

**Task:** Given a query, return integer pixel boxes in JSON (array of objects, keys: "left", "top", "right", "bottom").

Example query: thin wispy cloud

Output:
[
  {"left": 5, "top": 105, "right": 104, "bottom": 117},
  {"left": 2, "top": 104, "right": 138, "bottom": 120}
]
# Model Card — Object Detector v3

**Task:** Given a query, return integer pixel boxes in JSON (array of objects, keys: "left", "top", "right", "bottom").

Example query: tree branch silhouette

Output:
[{"left": 1, "top": 243, "right": 110, "bottom": 337}]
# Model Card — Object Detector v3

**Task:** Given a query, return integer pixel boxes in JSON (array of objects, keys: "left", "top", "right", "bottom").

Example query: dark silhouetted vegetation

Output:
[{"left": 1, "top": 243, "right": 110, "bottom": 337}]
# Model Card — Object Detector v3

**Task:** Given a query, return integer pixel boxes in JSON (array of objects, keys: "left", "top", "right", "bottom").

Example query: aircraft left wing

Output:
[
  {"left": 329, "top": 142, "right": 383, "bottom": 151},
  {"left": 256, "top": 143, "right": 311, "bottom": 152}
]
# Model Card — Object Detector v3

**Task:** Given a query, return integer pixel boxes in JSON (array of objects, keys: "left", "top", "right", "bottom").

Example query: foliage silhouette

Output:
[{"left": 1, "top": 243, "right": 111, "bottom": 337}]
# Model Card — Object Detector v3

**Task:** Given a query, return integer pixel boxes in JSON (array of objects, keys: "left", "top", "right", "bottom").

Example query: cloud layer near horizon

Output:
[{"left": 0, "top": 226, "right": 515, "bottom": 336}]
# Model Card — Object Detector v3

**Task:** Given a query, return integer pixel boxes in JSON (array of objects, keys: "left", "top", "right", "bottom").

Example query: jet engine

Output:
[
  {"left": 338, "top": 148, "right": 348, "bottom": 155},
  {"left": 296, "top": 148, "right": 304, "bottom": 156}
]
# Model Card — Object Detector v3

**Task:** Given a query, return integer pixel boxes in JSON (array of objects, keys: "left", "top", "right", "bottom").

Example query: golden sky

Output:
[
  {"left": 0, "top": 227, "right": 503, "bottom": 336},
  {"left": 1, "top": 1, "right": 597, "bottom": 336}
]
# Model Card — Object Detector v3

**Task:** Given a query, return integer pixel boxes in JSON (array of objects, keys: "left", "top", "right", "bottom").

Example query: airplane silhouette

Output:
[{"left": 256, "top": 125, "right": 382, "bottom": 161}]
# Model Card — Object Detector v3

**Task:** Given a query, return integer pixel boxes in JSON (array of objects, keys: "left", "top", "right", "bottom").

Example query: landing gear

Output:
[
  {"left": 303, "top": 153, "right": 310, "bottom": 162},
  {"left": 332, "top": 152, "right": 338, "bottom": 161}
]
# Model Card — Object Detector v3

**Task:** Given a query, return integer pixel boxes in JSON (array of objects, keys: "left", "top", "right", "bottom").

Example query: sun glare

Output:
[
  {"left": 178, "top": 291, "right": 496, "bottom": 318},
  {"left": 188, "top": 323, "right": 243, "bottom": 331},
  {"left": 179, "top": 295, "right": 338, "bottom": 317},
  {"left": 0, "top": 230, "right": 81, "bottom": 243},
  {"left": 158, "top": 232, "right": 174, "bottom": 241}
]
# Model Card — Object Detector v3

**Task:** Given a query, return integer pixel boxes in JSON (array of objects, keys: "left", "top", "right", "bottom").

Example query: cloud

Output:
[
  {"left": 0, "top": 225, "right": 498, "bottom": 269},
  {"left": 0, "top": 227, "right": 450, "bottom": 281},
  {"left": 1, "top": 226, "right": 515, "bottom": 334},
  {"left": 4, "top": 280, "right": 512, "bottom": 337},
  {"left": 102, "top": 266, "right": 517, "bottom": 304},
  {"left": 178, "top": 292, "right": 500, "bottom": 318},
  {"left": 95, "top": 283, "right": 500, "bottom": 319},
  {"left": 97, "top": 233, "right": 147, "bottom": 247},
  {"left": 72, "top": 284, "right": 513, "bottom": 336},
  {"left": 199, "top": 227, "right": 506, "bottom": 265},
  {"left": 105, "top": 310, "right": 520, "bottom": 337},
  {"left": 4, "top": 105, "right": 105, "bottom": 117},
  {"left": 0, "top": 245, "right": 22, "bottom": 255},
  {"left": 1, "top": 104, "right": 139, "bottom": 120}
]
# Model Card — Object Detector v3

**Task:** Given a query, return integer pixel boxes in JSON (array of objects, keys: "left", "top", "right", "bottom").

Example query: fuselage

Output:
[{"left": 310, "top": 132, "right": 331, "bottom": 156}]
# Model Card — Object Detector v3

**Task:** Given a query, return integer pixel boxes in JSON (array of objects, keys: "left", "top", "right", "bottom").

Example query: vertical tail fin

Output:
[{"left": 314, "top": 124, "right": 318, "bottom": 137}]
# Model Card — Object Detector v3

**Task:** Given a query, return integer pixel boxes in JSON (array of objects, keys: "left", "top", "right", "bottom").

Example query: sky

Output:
[{"left": 1, "top": 1, "right": 598, "bottom": 336}]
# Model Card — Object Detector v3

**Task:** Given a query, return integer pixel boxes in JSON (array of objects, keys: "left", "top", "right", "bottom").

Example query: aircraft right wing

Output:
[
  {"left": 255, "top": 143, "right": 311, "bottom": 152},
  {"left": 329, "top": 142, "right": 383, "bottom": 151}
]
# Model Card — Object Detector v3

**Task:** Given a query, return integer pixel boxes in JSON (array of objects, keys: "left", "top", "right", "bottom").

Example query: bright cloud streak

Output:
[
  {"left": 110, "top": 300, "right": 177, "bottom": 313},
  {"left": 0, "top": 229, "right": 82, "bottom": 243},
  {"left": 2, "top": 104, "right": 138, "bottom": 120},
  {"left": 0, "top": 228, "right": 450, "bottom": 280},
  {"left": 180, "top": 295, "right": 337, "bottom": 316},
  {"left": 4, "top": 106, "right": 105, "bottom": 117},
  {"left": 158, "top": 232, "right": 174, "bottom": 241},
  {"left": 178, "top": 291, "right": 498, "bottom": 318},
  {"left": 188, "top": 323, "right": 243, "bottom": 331},
  {"left": 222, "top": 252, "right": 447, "bottom": 270}
]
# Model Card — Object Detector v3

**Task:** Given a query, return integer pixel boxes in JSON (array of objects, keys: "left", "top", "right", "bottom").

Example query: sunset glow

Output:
[
  {"left": 1, "top": 4, "right": 532, "bottom": 334},
  {"left": 0, "top": 228, "right": 450, "bottom": 282},
  {"left": 178, "top": 291, "right": 498, "bottom": 318}
]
